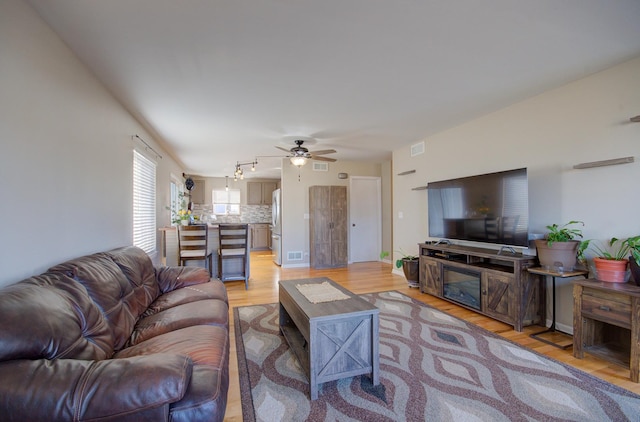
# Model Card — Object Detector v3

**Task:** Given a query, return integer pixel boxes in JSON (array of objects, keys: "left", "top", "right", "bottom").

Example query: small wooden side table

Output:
[
  {"left": 527, "top": 267, "right": 589, "bottom": 349},
  {"left": 573, "top": 279, "right": 640, "bottom": 383}
]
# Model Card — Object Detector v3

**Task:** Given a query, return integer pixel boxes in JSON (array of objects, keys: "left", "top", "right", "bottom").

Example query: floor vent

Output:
[{"left": 287, "top": 251, "right": 303, "bottom": 261}]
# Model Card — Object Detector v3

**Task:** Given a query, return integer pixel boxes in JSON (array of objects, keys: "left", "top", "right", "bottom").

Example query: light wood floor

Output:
[{"left": 222, "top": 251, "right": 640, "bottom": 421}]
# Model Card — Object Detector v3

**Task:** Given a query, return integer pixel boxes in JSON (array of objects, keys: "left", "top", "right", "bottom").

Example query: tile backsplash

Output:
[{"left": 192, "top": 204, "right": 271, "bottom": 224}]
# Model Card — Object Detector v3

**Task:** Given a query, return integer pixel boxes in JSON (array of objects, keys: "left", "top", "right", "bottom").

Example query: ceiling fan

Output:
[{"left": 275, "top": 140, "right": 337, "bottom": 167}]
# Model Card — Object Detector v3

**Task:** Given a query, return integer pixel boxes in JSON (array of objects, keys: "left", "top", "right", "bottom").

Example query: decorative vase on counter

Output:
[
  {"left": 594, "top": 257, "right": 629, "bottom": 283},
  {"left": 181, "top": 219, "right": 190, "bottom": 226}
]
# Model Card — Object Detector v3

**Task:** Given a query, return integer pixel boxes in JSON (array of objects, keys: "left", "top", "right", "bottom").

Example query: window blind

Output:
[
  {"left": 212, "top": 189, "right": 241, "bottom": 215},
  {"left": 133, "top": 150, "right": 156, "bottom": 254}
]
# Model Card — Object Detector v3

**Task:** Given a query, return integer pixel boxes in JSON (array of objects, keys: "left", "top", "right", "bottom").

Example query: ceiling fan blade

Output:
[
  {"left": 311, "top": 156, "right": 337, "bottom": 162},
  {"left": 309, "top": 149, "right": 337, "bottom": 155},
  {"left": 275, "top": 146, "right": 291, "bottom": 153}
]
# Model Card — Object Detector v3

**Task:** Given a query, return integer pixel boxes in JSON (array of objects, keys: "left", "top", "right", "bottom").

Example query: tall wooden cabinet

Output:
[{"left": 309, "top": 186, "right": 347, "bottom": 269}]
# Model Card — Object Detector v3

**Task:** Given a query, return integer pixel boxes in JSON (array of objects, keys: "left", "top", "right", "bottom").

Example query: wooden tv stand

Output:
[{"left": 419, "top": 242, "right": 542, "bottom": 331}]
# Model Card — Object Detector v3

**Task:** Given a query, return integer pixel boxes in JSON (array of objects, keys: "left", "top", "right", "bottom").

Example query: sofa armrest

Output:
[
  {"left": 155, "top": 266, "right": 211, "bottom": 293},
  {"left": 0, "top": 354, "right": 192, "bottom": 421}
]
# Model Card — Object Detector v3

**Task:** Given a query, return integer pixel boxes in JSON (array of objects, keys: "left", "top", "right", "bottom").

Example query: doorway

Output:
[{"left": 349, "top": 176, "right": 381, "bottom": 262}]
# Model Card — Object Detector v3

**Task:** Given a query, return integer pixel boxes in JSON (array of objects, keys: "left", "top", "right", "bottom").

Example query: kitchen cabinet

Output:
[
  {"left": 251, "top": 223, "right": 270, "bottom": 250},
  {"left": 189, "top": 179, "right": 205, "bottom": 204},
  {"left": 247, "top": 181, "right": 277, "bottom": 205},
  {"left": 309, "top": 185, "right": 347, "bottom": 269}
]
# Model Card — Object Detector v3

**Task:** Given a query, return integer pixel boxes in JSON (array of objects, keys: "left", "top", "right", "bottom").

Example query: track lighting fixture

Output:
[{"left": 233, "top": 159, "right": 258, "bottom": 178}]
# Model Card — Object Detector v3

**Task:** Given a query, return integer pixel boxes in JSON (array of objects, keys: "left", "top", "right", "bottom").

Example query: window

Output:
[
  {"left": 133, "top": 150, "right": 156, "bottom": 254},
  {"left": 212, "top": 189, "right": 240, "bottom": 215},
  {"left": 169, "top": 175, "right": 185, "bottom": 226},
  {"left": 502, "top": 176, "right": 528, "bottom": 234}
]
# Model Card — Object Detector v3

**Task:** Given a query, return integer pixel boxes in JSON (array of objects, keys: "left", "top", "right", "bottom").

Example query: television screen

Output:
[{"left": 427, "top": 168, "right": 529, "bottom": 247}]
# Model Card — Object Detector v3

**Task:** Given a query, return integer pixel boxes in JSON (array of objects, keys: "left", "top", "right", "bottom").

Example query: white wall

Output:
[
  {"left": 280, "top": 159, "right": 386, "bottom": 267},
  {"left": 0, "top": 0, "right": 183, "bottom": 287},
  {"left": 392, "top": 56, "right": 640, "bottom": 332}
]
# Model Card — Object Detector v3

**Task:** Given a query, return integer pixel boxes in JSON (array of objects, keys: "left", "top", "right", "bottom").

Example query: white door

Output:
[{"left": 349, "top": 177, "right": 381, "bottom": 262}]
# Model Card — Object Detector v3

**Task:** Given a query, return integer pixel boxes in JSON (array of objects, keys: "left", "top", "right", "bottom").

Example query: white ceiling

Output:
[{"left": 26, "top": 0, "right": 640, "bottom": 179}]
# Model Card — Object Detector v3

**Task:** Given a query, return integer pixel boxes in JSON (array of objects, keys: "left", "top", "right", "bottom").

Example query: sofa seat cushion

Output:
[
  {"left": 142, "top": 281, "right": 228, "bottom": 318},
  {"left": 115, "top": 325, "right": 229, "bottom": 368},
  {"left": 127, "top": 299, "right": 229, "bottom": 347},
  {"left": 169, "top": 366, "right": 229, "bottom": 422},
  {"left": 0, "top": 354, "right": 192, "bottom": 422},
  {"left": 118, "top": 327, "right": 231, "bottom": 422},
  {"left": 156, "top": 266, "right": 212, "bottom": 293}
]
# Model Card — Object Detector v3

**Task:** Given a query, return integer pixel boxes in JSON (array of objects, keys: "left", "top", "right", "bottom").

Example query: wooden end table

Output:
[
  {"left": 573, "top": 278, "right": 640, "bottom": 383},
  {"left": 278, "top": 278, "right": 380, "bottom": 400}
]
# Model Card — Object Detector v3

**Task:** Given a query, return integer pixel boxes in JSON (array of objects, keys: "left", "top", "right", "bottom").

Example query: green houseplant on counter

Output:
[
  {"left": 534, "top": 220, "right": 587, "bottom": 271},
  {"left": 381, "top": 250, "right": 420, "bottom": 288}
]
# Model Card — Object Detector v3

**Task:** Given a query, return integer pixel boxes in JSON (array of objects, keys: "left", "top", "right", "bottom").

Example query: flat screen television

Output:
[{"left": 427, "top": 168, "right": 529, "bottom": 247}]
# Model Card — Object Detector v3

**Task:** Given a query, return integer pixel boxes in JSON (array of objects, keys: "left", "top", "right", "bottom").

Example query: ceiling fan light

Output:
[{"left": 290, "top": 156, "right": 307, "bottom": 167}]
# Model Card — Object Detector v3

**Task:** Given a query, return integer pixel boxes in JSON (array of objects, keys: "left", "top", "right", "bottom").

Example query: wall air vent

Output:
[
  {"left": 313, "top": 162, "right": 329, "bottom": 171},
  {"left": 411, "top": 141, "right": 425, "bottom": 157},
  {"left": 287, "top": 251, "right": 303, "bottom": 261}
]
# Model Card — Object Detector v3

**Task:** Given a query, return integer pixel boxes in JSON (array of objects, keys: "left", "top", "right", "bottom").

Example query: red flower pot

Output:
[{"left": 594, "top": 257, "right": 629, "bottom": 283}]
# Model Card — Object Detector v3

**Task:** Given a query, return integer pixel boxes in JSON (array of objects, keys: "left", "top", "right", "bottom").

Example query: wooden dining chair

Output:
[
  {"left": 177, "top": 224, "right": 212, "bottom": 276},
  {"left": 218, "top": 224, "right": 249, "bottom": 289}
]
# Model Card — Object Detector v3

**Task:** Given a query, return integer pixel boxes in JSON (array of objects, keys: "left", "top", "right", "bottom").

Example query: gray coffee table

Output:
[{"left": 278, "top": 277, "right": 380, "bottom": 400}]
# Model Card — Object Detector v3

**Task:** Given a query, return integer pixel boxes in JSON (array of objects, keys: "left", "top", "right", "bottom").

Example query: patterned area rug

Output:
[{"left": 234, "top": 290, "right": 640, "bottom": 421}]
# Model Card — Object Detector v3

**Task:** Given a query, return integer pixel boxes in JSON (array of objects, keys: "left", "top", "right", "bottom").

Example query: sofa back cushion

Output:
[
  {"left": 48, "top": 247, "right": 162, "bottom": 351},
  {"left": 49, "top": 253, "right": 140, "bottom": 351},
  {"left": 0, "top": 273, "right": 113, "bottom": 361},
  {"left": 106, "top": 246, "right": 160, "bottom": 310}
]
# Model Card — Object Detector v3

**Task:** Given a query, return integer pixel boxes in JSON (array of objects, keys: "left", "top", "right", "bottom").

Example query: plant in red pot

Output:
[
  {"left": 583, "top": 237, "right": 631, "bottom": 283},
  {"left": 534, "top": 221, "right": 586, "bottom": 271}
]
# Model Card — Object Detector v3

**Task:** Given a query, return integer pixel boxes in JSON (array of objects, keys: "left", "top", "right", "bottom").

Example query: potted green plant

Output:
[
  {"left": 381, "top": 250, "right": 419, "bottom": 288},
  {"left": 622, "top": 236, "right": 640, "bottom": 285},
  {"left": 534, "top": 221, "right": 585, "bottom": 271},
  {"left": 582, "top": 237, "right": 630, "bottom": 283}
]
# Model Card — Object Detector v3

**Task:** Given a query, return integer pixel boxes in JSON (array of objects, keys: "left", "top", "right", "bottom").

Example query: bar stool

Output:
[
  {"left": 177, "top": 224, "right": 212, "bottom": 276},
  {"left": 217, "top": 224, "right": 249, "bottom": 289}
]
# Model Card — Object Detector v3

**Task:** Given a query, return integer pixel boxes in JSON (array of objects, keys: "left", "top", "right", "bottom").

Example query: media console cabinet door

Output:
[
  {"left": 420, "top": 257, "right": 441, "bottom": 296},
  {"left": 482, "top": 272, "right": 514, "bottom": 324}
]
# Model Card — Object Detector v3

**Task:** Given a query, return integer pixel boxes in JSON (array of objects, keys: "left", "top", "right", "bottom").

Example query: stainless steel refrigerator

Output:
[{"left": 271, "top": 188, "right": 282, "bottom": 265}]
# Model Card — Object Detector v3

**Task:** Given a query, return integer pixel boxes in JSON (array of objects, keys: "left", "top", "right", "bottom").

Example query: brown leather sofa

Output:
[{"left": 0, "top": 246, "right": 229, "bottom": 421}]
